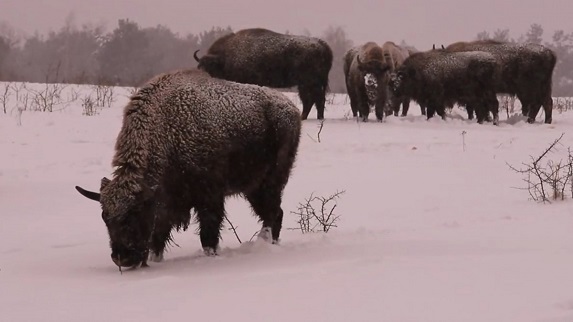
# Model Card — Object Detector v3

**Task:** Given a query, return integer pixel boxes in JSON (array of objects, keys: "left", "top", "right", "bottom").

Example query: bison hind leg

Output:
[
  {"left": 148, "top": 252, "right": 164, "bottom": 263},
  {"left": 299, "top": 84, "right": 326, "bottom": 120},
  {"left": 256, "top": 226, "right": 274, "bottom": 243},
  {"left": 246, "top": 189, "right": 284, "bottom": 244}
]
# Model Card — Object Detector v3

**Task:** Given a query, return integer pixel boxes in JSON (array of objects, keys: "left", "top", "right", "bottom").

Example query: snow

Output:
[{"left": 1, "top": 82, "right": 573, "bottom": 322}]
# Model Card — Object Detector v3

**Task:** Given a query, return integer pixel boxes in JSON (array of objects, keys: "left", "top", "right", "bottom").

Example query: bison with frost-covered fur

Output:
[
  {"left": 445, "top": 40, "right": 556, "bottom": 124},
  {"left": 75, "top": 69, "right": 302, "bottom": 269},
  {"left": 193, "top": 28, "right": 332, "bottom": 120},
  {"left": 389, "top": 49, "right": 500, "bottom": 124},
  {"left": 381, "top": 41, "right": 425, "bottom": 117},
  {"left": 343, "top": 42, "right": 391, "bottom": 121}
]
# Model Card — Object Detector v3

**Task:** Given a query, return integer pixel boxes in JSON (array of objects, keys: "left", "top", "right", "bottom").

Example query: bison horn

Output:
[
  {"left": 441, "top": 44, "right": 445, "bottom": 50},
  {"left": 75, "top": 186, "right": 101, "bottom": 202},
  {"left": 356, "top": 55, "right": 363, "bottom": 66},
  {"left": 193, "top": 50, "right": 201, "bottom": 62}
]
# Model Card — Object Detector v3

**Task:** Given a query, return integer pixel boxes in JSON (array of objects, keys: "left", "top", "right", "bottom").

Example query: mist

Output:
[{"left": 1, "top": 0, "right": 573, "bottom": 95}]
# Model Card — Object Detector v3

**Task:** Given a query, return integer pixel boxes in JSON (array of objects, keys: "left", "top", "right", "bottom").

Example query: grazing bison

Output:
[
  {"left": 75, "top": 69, "right": 302, "bottom": 269},
  {"left": 446, "top": 40, "right": 556, "bottom": 124},
  {"left": 389, "top": 49, "right": 500, "bottom": 124},
  {"left": 343, "top": 42, "right": 391, "bottom": 121},
  {"left": 193, "top": 28, "right": 333, "bottom": 120},
  {"left": 381, "top": 41, "right": 426, "bottom": 116}
]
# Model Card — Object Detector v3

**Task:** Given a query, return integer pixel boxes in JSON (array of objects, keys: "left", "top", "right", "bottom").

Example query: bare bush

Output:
[
  {"left": 554, "top": 97, "right": 573, "bottom": 113},
  {"left": 290, "top": 190, "right": 345, "bottom": 233},
  {"left": 306, "top": 119, "right": 325, "bottom": 143},
  {"left": 68, "top": 87, "right": 80, "bottom": 103},
  {"left": 81, "top": 95, "right": 98, "bottom": 116},
  {"left": 0, "top": 82, "right": 11, "bottom": 114},
  {"left": 325, "top": 92, "right": 336, "bottom": 105},
  {"left": 92, "top": 84, "right": 115, "bottom": 107},
  {"left": 29, "top": 83, "right": 70, "bottom": 112},
  {"left": 507, "top": 133, "right": 573, "bottom": 202},
  {"left": 498, "top": 94, "right": 517, "bottom": 118},
  {"left": 126, "top": 87, "right": 138, "bottom": 97},
  {"left": 224, "top": 215, "right": 242, "bottom": 244}
]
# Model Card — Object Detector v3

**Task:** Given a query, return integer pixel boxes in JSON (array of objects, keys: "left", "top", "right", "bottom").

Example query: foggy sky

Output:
[{"left": 2, "top": 0, "right": 573, "bottom": 50}]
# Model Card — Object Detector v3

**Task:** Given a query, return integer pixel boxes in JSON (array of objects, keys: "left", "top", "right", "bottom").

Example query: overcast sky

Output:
[{"left": 2, "top": 0, "right": 572, "bottom": 49}]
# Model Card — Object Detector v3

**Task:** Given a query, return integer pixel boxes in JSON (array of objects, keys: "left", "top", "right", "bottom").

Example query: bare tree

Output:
[{"left": 322, "top": 25, "right": 354, "bottom": 94}]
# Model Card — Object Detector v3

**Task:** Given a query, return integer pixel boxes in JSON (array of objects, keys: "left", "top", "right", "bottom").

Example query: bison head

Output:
[
  {"left": 389, "top": 66, "right": 416, "bottom": 98},
  {"left": 356, "top": 55, "right": 390, "bottom": 103},
  {"left": 193, "top": 50, "right": 225, "bottom": 78},
  {"left": 76, "top": 178, "right": 156, "bottom": 269}
]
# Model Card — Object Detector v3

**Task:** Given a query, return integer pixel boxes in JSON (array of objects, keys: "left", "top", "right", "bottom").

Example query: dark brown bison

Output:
[
  {"left": 446, "top": 40, "right": 556, "bottom": 124},
  {"left": 389, "top": 49, "right": 500, "bottom": 124},
  {"left": 343, "top": 42, "right": 391, "bottom": 121},
  {"left": 75, "top": 69, "right": 302, "bottom": 269},
  {"left": 193, "top": 28, "right": 333, "bottom": 120}
]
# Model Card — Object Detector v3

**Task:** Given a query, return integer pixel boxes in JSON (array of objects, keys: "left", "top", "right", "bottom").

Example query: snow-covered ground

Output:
[{"left": 1, "top": 82, "right": 572, "bottom": 322}]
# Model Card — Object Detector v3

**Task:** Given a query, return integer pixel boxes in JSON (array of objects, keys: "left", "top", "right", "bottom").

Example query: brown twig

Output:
[{"left": 224, "top": 215, "right": 242, "bottom": 244}]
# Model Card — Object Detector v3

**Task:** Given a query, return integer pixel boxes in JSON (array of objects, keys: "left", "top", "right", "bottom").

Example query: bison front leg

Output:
[
  {"left": 486, "top": 94, "right": 500, "bottom": 125},
  {"left": 196, "top": 197, "right": 225, "bottom": 255},
  {"left": 401, "top": 98, "right": 411, "bottom": 117},
  {"left": 374, "top": 101, "right": 385, "bottom": 121},
  {"left": 148, "top": 227, "right": 171, "bottom": 263}
]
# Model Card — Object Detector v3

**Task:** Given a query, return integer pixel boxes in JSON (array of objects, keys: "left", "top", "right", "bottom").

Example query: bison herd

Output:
[
  {"left": 193, "top": 27, "right": 556, "bottom": 125},
  {"left": 75, "top": 27, "right": 558, "bottom": 270}
]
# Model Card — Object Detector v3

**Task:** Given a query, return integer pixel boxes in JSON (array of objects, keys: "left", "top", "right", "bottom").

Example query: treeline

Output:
[
  {"left": 0, "top": 20, "right": 572, "bottom": 96},
  {"left": 0, "top": 20, "right": 355, "bottom": 93}
]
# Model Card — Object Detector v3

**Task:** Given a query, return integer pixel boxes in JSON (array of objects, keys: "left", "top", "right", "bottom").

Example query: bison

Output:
[
  {"left": 381, "top": 41, "right": 426, "bottom": 117},
  {"left": 445, "top": 40, "right": 556, "bottom": 124},
  {"left": 389, "top": 49, "right": 500, "bottom": 124},
  {"left": 75, "top": 68, "right": 302, "bottom": 269},
  {"left": 343, "top": 42, "right": 391, "bottom": 121},
  {"left": 193, "top": 28, "right": 333, "bottom": 120}
]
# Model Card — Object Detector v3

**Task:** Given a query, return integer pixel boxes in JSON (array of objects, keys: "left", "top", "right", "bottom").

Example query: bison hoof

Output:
[
  {"left": 257, "top": 227, "right": 273, "bottom": 243},
  {"left": 148, "top": 252, "right": 164, "bottom": 263},
  {"left": 203, "top": 247, "right": 217, "bottom": 256}
]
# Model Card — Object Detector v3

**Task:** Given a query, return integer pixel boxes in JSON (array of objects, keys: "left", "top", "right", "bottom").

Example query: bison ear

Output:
[{"left": 101, "top": 177, "right": 111, "bottom": 190}]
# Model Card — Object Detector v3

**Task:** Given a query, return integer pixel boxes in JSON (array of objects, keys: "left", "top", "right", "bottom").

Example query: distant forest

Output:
[{"left": 0, "top": 20, "right": 572, "bottom": 96}]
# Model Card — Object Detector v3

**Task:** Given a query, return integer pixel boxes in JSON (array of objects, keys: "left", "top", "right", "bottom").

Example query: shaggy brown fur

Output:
[
  {"left": 381, "top": 41, "right": 425, "bottom": 116},
  {"left": 76, "top": 69, "right": 302, "bottom": 268},
  {"left": 343, "top": 42, "right": 391, "bottom": 121},
  {"left": 194, "top": 28, "right": 332, "bottom": 120},
  {"left": 446, "top": 40, "right": 556, "bottom": 124},
  {"left": 389, "top": 49, "right": 500, "bottom": 124}
]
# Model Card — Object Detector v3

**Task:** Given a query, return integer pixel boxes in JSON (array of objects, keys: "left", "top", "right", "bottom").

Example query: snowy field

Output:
[{"left": 1, "top": 82, "right": 573, "bottom": 322}]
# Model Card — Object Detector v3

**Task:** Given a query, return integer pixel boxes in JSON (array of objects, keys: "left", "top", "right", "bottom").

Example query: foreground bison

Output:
[
  {"left": 343, "top": 42, "right": 391, "bottom": 121},
  {"left": 194, "top": 28, "right": 333, "bottom": 120},
  {"left": 389, "top": 49, "right": 500, "bottom": 124},
  {"left": 446, "top": 40, "right": 556, "bottom": 124},
  {"left": 76, "top": 69, "right": 302, "bottom": 268}
]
